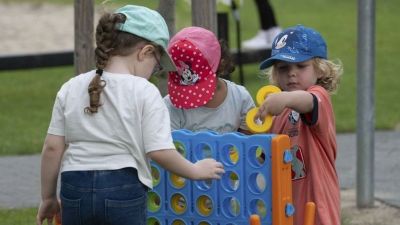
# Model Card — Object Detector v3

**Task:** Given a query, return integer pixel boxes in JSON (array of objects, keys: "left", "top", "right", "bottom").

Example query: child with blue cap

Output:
[
  {"left": 36, "top": 5, "right": 224, "bottom": 225},
  {"left": 256, "top": 25, "right": 343, "bottom": 225}
]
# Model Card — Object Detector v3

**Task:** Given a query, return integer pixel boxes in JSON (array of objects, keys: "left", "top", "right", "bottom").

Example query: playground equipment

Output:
[
  {"left": 53, "top": 200, "right": 62, "bottom": 225},
  {"left": 303, "top": 202, "right": 316, "bottom": 225},
  {"left": 147, "top": 130, "right": 293, "bottom": 225},
  {"left": 55, "top": 213, "right": 62, "bottom": 225},
  {"left": 249, "top": 215, "right": 261, "bottom": 225},
  {"left": 54, "top": 129, "right": 315, "bottom": 225},
  {"left": 246, "top": 85, "right": 281, "bottom": 133}
]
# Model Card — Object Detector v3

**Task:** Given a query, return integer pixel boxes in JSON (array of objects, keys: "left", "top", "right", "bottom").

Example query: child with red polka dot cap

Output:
[{"left": 164, "top": 26, "right": 255, "bottom": 133}]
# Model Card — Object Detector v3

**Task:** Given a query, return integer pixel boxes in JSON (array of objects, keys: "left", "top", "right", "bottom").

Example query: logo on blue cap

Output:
[{"left": 259, "top": 25, "right": 327, "bottom": 69}]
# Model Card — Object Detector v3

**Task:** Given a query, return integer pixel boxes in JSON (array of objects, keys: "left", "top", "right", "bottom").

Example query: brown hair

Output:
[
  {"left": 85, "top": 12, "right": 158, "bottom": 114},
  {"left": 216, "top": 39, "right": 235, "bottom": 78}
]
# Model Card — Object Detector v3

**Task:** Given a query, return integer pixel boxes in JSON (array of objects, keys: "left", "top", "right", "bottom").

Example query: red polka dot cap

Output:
[{"left": 167, "top": 27, "right": 221, "bottom": 109}]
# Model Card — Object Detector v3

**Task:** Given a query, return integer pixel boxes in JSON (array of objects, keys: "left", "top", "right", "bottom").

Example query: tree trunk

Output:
[
  {"left": 157, "top": 0, "right": 176, "bottom": 36},
  {"left": 74, "top": 0, "right": 94, "bottom": 75},
  {"left": 157, "top": 0, "right": 176, "bottom": 96},
  {"left": 191, "top": 0, "right": 217, "bottom": 35}
]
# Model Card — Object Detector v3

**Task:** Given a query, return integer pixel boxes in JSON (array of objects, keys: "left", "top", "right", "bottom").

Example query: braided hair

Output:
[{"left": 85, "top": 12, "right": 154, "bottom": 114}]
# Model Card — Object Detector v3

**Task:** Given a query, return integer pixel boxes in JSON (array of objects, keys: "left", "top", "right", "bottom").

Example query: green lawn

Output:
[
  {"left": 0, "top": 208, "right": 37, "bottom": 225},
  {"left": 0, "top": 0, "right": 399, "bottom": 156},
  {"left": 0, "top": 67, "right": 73, "bottom": 155}
]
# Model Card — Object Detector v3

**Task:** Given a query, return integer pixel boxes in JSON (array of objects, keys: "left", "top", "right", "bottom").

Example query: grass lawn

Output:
[
  {"left": 0, "top": 0, "right": 399, "bottom": 156},
  {"left": 0, "top": 66, "right": 73, "bottom": 155},
  {"left": 0, "top": 208, "right": 37, "bottom": 225}
]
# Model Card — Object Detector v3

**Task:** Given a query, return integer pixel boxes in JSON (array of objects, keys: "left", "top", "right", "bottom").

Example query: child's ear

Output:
[{"left": 137, "top": 44, "right": 156, "bottom": 60}]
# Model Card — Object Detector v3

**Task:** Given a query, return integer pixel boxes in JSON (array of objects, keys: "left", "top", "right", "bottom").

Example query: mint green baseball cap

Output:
[{"left": 115, "top": 5, "right": 176, "bottom": 71}]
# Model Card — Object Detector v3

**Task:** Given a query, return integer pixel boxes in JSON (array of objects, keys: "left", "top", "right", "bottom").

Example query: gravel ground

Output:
[
  {"left": 0, "top": 3, "right": 75, "bottom": 55},
  {"left": 0, "top": 2, "right": 101, "bottom": 56}
]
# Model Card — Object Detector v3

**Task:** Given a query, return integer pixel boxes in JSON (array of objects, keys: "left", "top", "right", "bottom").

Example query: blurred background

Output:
[{"left": 0, "top": 1, "right": 399, "bottom": 223}]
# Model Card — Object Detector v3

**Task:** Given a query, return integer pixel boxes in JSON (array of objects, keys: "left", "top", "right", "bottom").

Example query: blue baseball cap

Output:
[
  {"left": 115, "top": 5, "right": 176, "bottom": 71},
  {"left": 259, "top": 25, "right": 327, "bottom": 69}
]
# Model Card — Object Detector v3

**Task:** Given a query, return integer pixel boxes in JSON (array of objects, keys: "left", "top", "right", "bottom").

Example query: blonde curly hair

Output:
[{"left": 266, "top": 58, "right": 343, "bottom": 94}]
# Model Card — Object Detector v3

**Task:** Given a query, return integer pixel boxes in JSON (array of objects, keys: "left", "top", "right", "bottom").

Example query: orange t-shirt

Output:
[{"left": 270, "top": 85, "right": 340, "bottom": 225}]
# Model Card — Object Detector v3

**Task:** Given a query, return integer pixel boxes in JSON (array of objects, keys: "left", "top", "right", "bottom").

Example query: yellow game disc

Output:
[
  {"left": 246, "top": 107, "right": 273, "bottom": 133},
  {"left": 171, "top": 219, "right": 186, "bottom": 225},
  {"left": 229, "top": 146, "right": 239, "bottom": 164},
  {"left": 170, "top": 173, "right": 186, "bottom": 189},
  {"left": 196, "top": 195, "right": 213, "bottom": 216},
  {"left": 255, "top": 85, "right": 281, "bottom": 106},
  {"left": 171, "top": 193, "right": 187, "bottom": 214}
]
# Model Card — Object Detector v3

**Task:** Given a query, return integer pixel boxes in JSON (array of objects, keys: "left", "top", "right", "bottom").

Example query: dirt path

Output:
[
  {"left": 341, "top": 189, "right": 400, "bottom": 225},
  {"left": 0, "top": 2, "right": 101, "bottom": 55},
  {"left": 0, "top": 3, "right": 74, "bottom": 55},
  {"left": 1, "top": 2, "right": 399, "bottom": 225}
]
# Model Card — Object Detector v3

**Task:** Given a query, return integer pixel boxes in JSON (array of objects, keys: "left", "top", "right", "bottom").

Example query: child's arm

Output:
[
  {"left": 37, "top": 134, "right": 65, "bottom": 225},
  {"left": 40, "top": 134, "right": 65, "bottom": 200},
  {"left": 256, "top": 90, "right": 314, "bottom": 119},
  {"left": 148, "top": 149, "right": 224, "bottom": 180}
]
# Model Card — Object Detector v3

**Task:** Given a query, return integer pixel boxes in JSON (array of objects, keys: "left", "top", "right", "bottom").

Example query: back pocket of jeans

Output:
[
  {"left": 105, "top": 194, "right": 146, "bottom": 225},
  {"left": 60, "top": 194, "right": 81, "bottom": 225}
]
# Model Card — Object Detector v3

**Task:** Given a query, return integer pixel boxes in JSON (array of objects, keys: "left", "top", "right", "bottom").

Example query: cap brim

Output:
[
  {"left": 168, "top": 72, "right": 217, "bottom": 109},
  {"left": 167, "top": 38, "right": 218, "bottom": 109},
  {"left": 259, "top": 53, "right": 314, "bottom": 69},
  {"left": 160, "top": 49, "right": 177, "bottom": 72}
]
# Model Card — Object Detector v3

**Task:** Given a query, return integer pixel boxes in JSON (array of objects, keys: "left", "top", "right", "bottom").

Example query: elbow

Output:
[
  {"left": 304, "top": 99, "right": 315, "bottom": 113},
  {"left": 42, "top": 143, "right": 58, "bottom": 153},
  {"left": 288, "top": 92, "right": 315, "bottom": 114},
  {"left": 147, "top": 150, "right": 168, "bottom": 164},
  {"left": 41, "top": 134, "right": 66, "bottom": 155},
  {"left": 41, "top": 144, "right": 63, "bottom": 158}
]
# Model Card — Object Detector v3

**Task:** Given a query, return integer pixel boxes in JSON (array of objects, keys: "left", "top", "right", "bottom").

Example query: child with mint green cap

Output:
[{"left": 36, "top": 5, "right": 224, "bottom": 225}]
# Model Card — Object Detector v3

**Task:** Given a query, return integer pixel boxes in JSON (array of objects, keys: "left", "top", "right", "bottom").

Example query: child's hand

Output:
[
  {"left": 36, "top": 198, "right": 60, "bottom": 225},
  {"left": 193, "top": 158, "right": 225, "bottom": 180},
  {"left": 256, "top": 92, "right": 288, "bottom": 120},
  {"left": 245, "top": 85, "right": 282, "bottom": 133}
]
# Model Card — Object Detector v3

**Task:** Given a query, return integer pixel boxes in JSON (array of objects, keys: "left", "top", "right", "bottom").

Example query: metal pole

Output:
[
  {"left": 356, "top": 0, "right": 375, "bottom": 208},
  {"left": 231, "top": 1, "right": 244, "bottom": 85}
]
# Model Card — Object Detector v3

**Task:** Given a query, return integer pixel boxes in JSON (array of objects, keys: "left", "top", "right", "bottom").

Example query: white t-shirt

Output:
[
  {"left": 163, "top": 79, "right": 255, "bottom": 133},
  {"left": 47, "top": 70, "right": 175, "bottom": 189}
]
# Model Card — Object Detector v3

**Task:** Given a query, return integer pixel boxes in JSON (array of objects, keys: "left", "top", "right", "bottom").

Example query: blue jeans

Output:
[{"left": 60, "top": 167, "right": 147, "bottom": 225}]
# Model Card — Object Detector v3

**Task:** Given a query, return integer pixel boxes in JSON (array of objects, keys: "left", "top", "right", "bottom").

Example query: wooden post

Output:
[
  {"left": 191, "top": 0, "right": 218, "bottom": 35},
  {"left": 157, "top": 0, "right": 176, "bottom": 96},
  {"left": 158, "top": 0, "right": 176, "bottom": 36},
  {"left": 74, "top": 0, "right": 94, "bottom": 75}
]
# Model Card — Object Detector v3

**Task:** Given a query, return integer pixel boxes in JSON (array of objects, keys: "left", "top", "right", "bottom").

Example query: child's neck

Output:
[{"left": 204, "top": 78, "right": 227, "bottom": 108}]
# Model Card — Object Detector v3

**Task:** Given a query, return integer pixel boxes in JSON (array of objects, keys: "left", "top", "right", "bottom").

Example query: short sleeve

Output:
[
  {"left": 300, "top": 93, "right": 318, "bottom": 126},
  {"left": 301, "top": 85, "right": 334, "bottom": 132},
  {"left": 239, "top": 87, "right": 256, "bottom": 130},
  {"left": 163, "top": 95, "right": 184, "bottom": 130},
  {"left": 142, "top": 87, "right": 175, "bottom": 152},
  {"left": 47, "top": 95, "right": 65, "bottom": 136}
]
